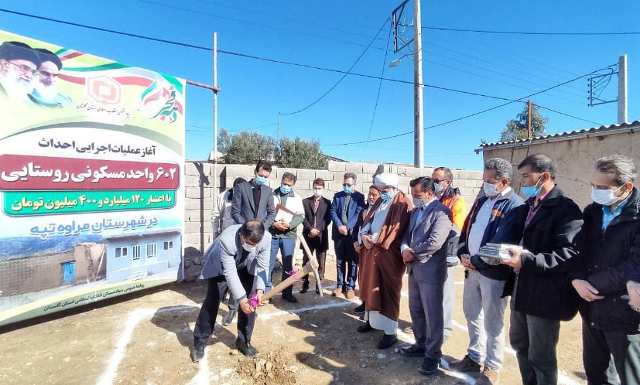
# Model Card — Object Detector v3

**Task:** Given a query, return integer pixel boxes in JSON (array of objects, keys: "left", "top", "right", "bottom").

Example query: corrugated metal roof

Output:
[{"left": 479, "top": 120, "right": 640, "bottom": 149}]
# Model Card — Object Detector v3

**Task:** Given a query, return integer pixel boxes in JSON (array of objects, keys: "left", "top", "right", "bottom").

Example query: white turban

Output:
[{"left": 373, "top": 172, "right": 399, "bottom": 189}]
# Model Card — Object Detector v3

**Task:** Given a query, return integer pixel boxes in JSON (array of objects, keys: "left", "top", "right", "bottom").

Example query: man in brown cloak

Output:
[{"left": 356, "top": 172, "right": 411, "bottom": 349}]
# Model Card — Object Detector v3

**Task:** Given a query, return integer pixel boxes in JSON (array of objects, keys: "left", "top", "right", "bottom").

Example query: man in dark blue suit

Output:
[
  {"left": 231, "top": 160, "right": 276, "bottom": 228},
  {"left": 330, "top": 172, "right": 365, "bottom": 298}
]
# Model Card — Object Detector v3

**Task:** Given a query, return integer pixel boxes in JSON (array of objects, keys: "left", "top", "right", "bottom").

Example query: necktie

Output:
[{"left": 341, "top": 194, "right": 351, "bottom": 225}]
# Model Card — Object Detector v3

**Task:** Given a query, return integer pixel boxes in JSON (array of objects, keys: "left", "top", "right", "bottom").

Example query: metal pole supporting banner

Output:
[{"left": 213, "top": 33, "right": 219, "bottom": 198}]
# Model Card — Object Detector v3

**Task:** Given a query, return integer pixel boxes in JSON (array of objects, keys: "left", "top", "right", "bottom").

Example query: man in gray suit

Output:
[
  {"left": 400, "top": 177, "right": 454, "bottom": 376},
  {"left": 231, "top": 160, "right": 276, "bottom": 228},
  {"left": 192, "top": 220, "right": 270, "bottom": 362}
]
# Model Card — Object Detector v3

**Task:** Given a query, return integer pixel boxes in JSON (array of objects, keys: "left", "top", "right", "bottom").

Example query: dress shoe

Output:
[
  {"left": 235, "top": 338, "right": 257, "bottom": 357},
  {"left": 357, "top": 322, "right": 374, "bottom": 333},
  {"left": 449, "top": 355, "right": 481, "bottom": 373},
  {"left": 476, "top": 367, "right": 500, "bottom": 385},
  {"left": 222, "top": 309, "right": 237, "bottom": 326},
  {"left": 191, "top": 340, "right": 205, "bottom": 362},
  {"left": 353, "top": 303, "right": 365, "bottom": 314},
  {"left": 332, "top": 288, "right": 343, "bottom": 298},
  {"left": 399, "top": 344, "right": 426, "bottom": 357},
  {"left": 282, "top": 293, "right": 298, "bottom": 303},
  {"left": 418, "top": 357, "right": 440, "bottom": 376},
  {"left": 377, "top": 334, "right": 398, "bottom": 349}
]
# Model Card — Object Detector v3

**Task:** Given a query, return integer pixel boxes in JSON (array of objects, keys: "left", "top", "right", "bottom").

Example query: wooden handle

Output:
[
  {"left": 296, "top": 233, "right": 323, "bottom": 297},
  {"left": 262, "top": 266, "right": 311, "bottom": 302}
]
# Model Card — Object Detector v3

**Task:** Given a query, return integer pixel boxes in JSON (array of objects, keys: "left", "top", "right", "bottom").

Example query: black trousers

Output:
[
  {"left": 302, "top": 240, "right": 327, "bottom": 288},
  {"left": 510, "top": 310, "right": 560, "bottom": 385},
  {"left": 193, "top": 268, "right": 256, "bottom": 345},
  {"left": 334, "top": 235, "right": 358, "bottom": 291},
  {"left": 583, "top": 320, "right": 640, "bottom": 385}
]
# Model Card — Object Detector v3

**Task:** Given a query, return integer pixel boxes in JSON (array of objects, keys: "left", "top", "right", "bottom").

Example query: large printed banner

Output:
[{"left": 0, "top": 30, "right": 185, "bottom": 326}]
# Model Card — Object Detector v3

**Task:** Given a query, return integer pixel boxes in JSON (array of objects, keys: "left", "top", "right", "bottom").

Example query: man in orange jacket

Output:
[{"left": 432, "top": 167, "right": 468, "bottom": 340}]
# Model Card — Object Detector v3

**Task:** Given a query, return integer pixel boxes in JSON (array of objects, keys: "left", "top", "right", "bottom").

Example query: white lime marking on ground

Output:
[
  {"left": 260, "top": 301, "right": 354, "bottom": 320},
  {"left": 186, "top": 333, "right": 210, "bottom": 385},
  {"left": 96, "top": 308, "right": 155, "bottom": 385},
  {"left": 450, "top": 304, "right": 584, "bottom": 385},
  {"left": 397, "top": 329, "right": 476, "bottom": 384}
]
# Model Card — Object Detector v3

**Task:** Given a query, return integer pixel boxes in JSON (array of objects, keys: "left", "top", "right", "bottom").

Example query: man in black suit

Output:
[
  {"left": 231, "top": 160, "right": 276, "bottom": 228},
  {"left": 300, "top": 178, "right": 332, "bottom": 294}
]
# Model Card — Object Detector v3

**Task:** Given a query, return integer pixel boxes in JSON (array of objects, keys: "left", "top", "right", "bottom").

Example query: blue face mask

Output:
[
  {"left": 255, "top": 176, "right": 268, "bottom": 186},
  {"left": 381, "top": 190, "right": 396, "bottom": 203},
  {"left": 280, "top": 184, "right": 292, "bottom": 195},
  {"left": 521, "top": 177, "right": 542, "bottom": 199},
  {"left": 343, "top": 185, "right": 353, "bottom": 194}
]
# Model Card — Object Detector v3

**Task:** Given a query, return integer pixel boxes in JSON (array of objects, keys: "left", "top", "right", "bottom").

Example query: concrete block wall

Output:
[{"left": 181, "top": 160, "right": 482, "bottom": 280}]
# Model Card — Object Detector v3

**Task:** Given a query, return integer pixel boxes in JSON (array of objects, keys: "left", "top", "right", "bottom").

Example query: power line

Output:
[
  {"left": 534, "top": 104, "right": 602, "bottom": 126},
  {"left": 0, "top": 7, "right": 573, "bottom": 104},
  {"left": 327, "top": 65, "right": 610, "bottom": 146},
  {"left": 422, "top": 46, "right": 587, "bottom": 102},
  {"left": 279, "top": 18, "right": 389, "bottom": 116},
  {"left": 367, "top": 25, "right": 392, "bottom": 141},
  {"left": 425, "top": 35, "right": 580, "bottom": 78},
  {"left": 138, "top": 0, "right": 387, "bottom": 52},
  {"left": 199, "top": 0, "right": 387, "bottom": 43},
  {"left": 422, "top": 25, "right": 640, "bottom": 36},
  {"left": 217, "top": 47, "right": 521, "bottom": 102},
  {"left": 0, "top": 7, "right": 608, "bottom": 144},
  {"left": 423, "top": 32, "right": 590, "bottom": 104},
  {"left": 0, "top": 8, "right": 212, "bottom": 51}
]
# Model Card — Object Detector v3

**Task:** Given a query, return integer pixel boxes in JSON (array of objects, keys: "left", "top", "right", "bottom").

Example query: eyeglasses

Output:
[{"left": 8, "top": 61, "right": 37, "bottom": 77}]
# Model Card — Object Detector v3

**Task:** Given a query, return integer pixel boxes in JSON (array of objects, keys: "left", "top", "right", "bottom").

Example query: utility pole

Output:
[
  {"left": 618, "top": 54, "right": 628, "bottom": 124},
  {"left": 212, "top": 32, "right": 219, "bottom": 206},
  {"left": 527, "top": 100, "right": 533, "bottom": 140},
  {"left": 413, "top": 0, "right": 424, "bottom": 169}
]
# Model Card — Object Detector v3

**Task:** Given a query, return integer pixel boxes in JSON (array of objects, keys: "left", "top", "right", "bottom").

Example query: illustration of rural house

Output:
[
  {"left": 0, "top": 243, "right": 106, "bottom": 297},
  {"left": 104, "top": 230, "right": 181, "bottom": 282}
]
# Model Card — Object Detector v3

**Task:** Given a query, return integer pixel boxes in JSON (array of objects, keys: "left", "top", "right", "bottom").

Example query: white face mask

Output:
[
  {"left": 313, "top": 188, "right": 323, "bottom": 198},
  {"left": 242, "top": 242, "right": 257, "bottom": 253},
  {"left": 434, "top": 182, "right": 446, "bottom": 197},
  {"left": 591, "top": 186, "right": 623, "bottom": 206},
  {"left": 413, "top": 197, "right": 425, "bottom": 208},
  {"left": 483, "top": 182, "right": 499, "bottom": 197}
]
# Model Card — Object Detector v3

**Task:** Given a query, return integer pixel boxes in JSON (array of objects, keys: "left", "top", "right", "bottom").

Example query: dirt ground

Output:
[{"left": 0, "top": 256, "right": 588, "bottom": 385}]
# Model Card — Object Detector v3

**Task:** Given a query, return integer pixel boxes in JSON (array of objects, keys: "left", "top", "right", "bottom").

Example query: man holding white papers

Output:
[{"left": 267, "top": 171, "right": 305, "bottom": 303}]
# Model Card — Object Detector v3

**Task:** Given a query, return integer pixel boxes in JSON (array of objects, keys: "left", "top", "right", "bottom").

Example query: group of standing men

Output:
[
  {"left": 394, "top": 153, "right": 639, "bottom": 385},
  {"left": 334, "top": 153, "right": 640, "bottom": 385},
  {"left": 190, "top": 155, "right": 640, "bottom": 385}
]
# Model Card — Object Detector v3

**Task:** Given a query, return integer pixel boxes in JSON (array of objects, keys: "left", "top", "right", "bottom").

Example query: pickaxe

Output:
[{"left": 250, "top": 232, "right": 323, "bottom": 308}]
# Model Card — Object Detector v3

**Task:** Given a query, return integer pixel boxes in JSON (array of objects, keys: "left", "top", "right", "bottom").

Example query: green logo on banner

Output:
[{"left": 4, "top": 190, "right": 176, "bottom": 216}]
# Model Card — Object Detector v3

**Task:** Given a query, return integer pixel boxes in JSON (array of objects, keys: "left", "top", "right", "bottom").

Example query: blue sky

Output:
[{"left": 1, "top": 0, "right": 638, "bottom": 170}]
